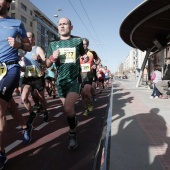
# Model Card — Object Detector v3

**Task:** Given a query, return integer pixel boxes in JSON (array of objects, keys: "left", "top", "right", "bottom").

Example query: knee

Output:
[{"left": 64, "top": 105, "right": 74, "bottom": 115}]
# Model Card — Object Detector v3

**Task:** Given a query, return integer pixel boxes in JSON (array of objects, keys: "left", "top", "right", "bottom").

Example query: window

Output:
[
  {"left": 37, "top": 22, "right": 41, "bottom": 31},
  {"left": 21, "top": 15, "right": 27, "bottom": 23},
  {"left": 45, "top": 29, "right": 49, "bottom": 38},
  {"left": 21, "top": 3, "right": 27, "bottom": 11},
  {"left": 30, "top": 10, "right": 32, "bottom": 16},
  {"left": 30, "top": 21, "right": 32, "bottom": 27},
  {"left": 11, "top": 3, "right": 15, "bottom": 10},
  {"left": 11, "top": 13, "right": 15, "bottom": 18}
]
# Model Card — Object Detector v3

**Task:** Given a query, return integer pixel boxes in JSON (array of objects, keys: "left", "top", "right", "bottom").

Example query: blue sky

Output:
[{"left": 30, "top": 0, "right": 143, "bottom": 73}]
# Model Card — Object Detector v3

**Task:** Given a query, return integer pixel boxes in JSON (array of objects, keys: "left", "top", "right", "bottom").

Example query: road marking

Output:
[
  {"left": 5, "top": 140, "right": 23, "bottom": 153},
  {"left": 54, "top": 112, "right": 63, "bottom": 117},
  {"left": 16, "top": 126, "right": 22, "bottom": 129},
  {"left": 34, "top": 122, "right": 49, "bottom": 130},
  {"left": 55, "top": 105, "right": 62, "bottom": 109}
]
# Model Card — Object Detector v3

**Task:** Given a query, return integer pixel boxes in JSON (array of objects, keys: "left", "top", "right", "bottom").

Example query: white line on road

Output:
[
  {"left": 34, "top": 122, "right": 49, "bottom": 130},
  {"left": 55, "top": 105, "right": 62, "bottom": 109},
  {"left": 54, "top": 112, "right": 63, "bottom": 117},
  {"left": 5, "top": 140, "right": 23, "bottom": 153},
  {"left": 16, "top": 126, "right": 22, "bottom": 129}
]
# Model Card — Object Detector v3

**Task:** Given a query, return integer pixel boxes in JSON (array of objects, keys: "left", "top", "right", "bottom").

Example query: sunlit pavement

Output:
[
  {"left": 109, "top": 79, "right": 170, "bottom": 170},
  {"left": 4, "top": 84, "right": 112, "bottom": 170}
]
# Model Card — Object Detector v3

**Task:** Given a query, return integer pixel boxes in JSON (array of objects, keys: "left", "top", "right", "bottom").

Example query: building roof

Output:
[{"left": 120, "top": 0, "right": 170, "bottom": 52}]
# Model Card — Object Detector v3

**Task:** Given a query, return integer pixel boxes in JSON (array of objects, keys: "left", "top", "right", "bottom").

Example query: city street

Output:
[{"left": 4, "top": 85, "right": 112, "bottom": 170}]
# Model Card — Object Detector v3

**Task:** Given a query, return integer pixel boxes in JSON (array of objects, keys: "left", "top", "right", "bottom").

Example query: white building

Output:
[
  {"left": 9, "top": 0, "right": 58, "bottom": 53},
  {"left": 123, "top": 49, "right": 146, "bottom": 71}
]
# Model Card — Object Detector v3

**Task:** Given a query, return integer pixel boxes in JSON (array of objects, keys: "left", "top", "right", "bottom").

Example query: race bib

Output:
[
  {"left": 0, "top": 63, "right": 7, "bottom": 80},
  {"left": 81, "top": 63, "right": 90, "bottom": 72},
  {"left": 59, "top": 48, "right": 76, "bottom": 63},
  {"left": 25, "top": 65, "right": 36, "bottom": 77}
]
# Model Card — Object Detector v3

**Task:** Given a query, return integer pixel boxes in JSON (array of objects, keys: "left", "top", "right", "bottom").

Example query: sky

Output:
[{"left": 30, "top": 0, "right": 143, "bottom": 73}]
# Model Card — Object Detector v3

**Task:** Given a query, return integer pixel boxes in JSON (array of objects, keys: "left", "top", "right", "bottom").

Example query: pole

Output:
[{"left": 136, "top": 48, "right": 152, "bottom": 87}]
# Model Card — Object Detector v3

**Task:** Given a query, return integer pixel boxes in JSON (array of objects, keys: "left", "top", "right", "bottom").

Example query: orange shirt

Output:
[{"left": 80, "top": 50, "right": 94, "bottom": 73}]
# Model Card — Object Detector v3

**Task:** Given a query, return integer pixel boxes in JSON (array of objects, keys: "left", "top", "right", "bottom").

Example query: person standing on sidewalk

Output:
[
  {"left": 156, "top": 59, "right": 170, "bottom": 99},
  {"left": 46, "top": 17, "right": 87, "bottom": 150},
  {"left": 150, "top": 65, "right": 162, "bottom": 98},
  {"left": 0, "top": 0, "right": 32, "bottom": 169},
  {"left": 22, "top": 32, "right": 48, "bottom": 124}
]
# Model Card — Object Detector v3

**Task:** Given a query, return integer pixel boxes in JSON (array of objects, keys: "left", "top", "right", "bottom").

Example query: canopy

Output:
[{"left": 120, "top": 0, "right": 170, "bottom": 52}]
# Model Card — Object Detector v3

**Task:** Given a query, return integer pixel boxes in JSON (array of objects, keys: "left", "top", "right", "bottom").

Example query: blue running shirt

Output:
[{"left": 0, "top": 16, "right": 27, "bottom": 63}]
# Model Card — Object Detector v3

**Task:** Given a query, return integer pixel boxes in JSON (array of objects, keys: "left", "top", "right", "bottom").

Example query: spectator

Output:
[
  {"left": 149, "top": 65, "right": 162, "bottom": 98},
  {"left": 156, "top": 59, "right": 170, "bottom": 99}
]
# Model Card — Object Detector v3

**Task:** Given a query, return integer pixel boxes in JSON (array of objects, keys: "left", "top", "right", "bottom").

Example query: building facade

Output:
[
  {"left": 9, "top": 0, "right": 58, "bottom": 53},
  {"left": 121, "top": 48, "right": 146, "bottom": 78}
]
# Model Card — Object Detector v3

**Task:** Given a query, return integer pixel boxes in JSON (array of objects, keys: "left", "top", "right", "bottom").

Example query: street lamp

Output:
[{"left": 54, "top": 9, "right": 62, "bottom": 18}]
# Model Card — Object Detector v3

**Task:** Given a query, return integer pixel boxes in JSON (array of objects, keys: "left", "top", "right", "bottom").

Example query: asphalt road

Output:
[{"left": 4, "top": 85, "right": 112, "bottom": 170}]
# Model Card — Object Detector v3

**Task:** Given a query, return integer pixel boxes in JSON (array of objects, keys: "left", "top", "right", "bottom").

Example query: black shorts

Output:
[
  {"left": 98, "top": 79, "right": 104, "bottom": 83},
  {"left": 22, "top": 76, "right": 45, "bottom": 91}
]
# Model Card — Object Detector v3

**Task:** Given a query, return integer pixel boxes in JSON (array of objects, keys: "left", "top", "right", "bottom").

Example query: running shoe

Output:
[
  {"left": 88, "top": 102, "right": 94, "bottom": 112},
  {"left": 27, "top": 112, "right": 36, "bottom": 125},
  {"left": 0, "top": 152, "right": 7, "bottom": 170},
  {"left": 83, "top": 109, "right": 90, "bottom": 116},
  {"left": 43, "top": 111, "right": 48, "bottom": 122},
  {"left": 68, "top": 132, "right": 77, "bottom": 150},
  {"left": 22, "top": 123, "right": 33, "bottom": 144}
]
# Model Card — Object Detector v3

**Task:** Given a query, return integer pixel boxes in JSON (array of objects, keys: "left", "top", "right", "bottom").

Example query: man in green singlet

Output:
[{"left": 46, "top": 17, "right": 89, "bottom": 150}]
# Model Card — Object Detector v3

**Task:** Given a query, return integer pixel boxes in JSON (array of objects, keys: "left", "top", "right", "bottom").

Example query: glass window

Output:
[
  {"left": 21, "top": 3, "right": 27, "bottom": 11},
  {"left": 11, "top": 13, "right": 15, "bottom": 18},
  {"left": 30, "top": 10, "right": 32, "bottom": 16},
  {"left": 41, "top": 26, "right": 45, "bottom": 35},
  {"left": 21, "top": 15, "right": 27, "bottom": 23},
  {"left": 30, "top": 21, "right": 32, "bottom": 27},
  {"left": 37, "top": 33, "right": 41, "bottom": 44},
  {"left": 11, "top": 3, "right": 15, "bottom": 10},
  {"left": 45, "top": 29, "right": 48, "bottom": 38}
]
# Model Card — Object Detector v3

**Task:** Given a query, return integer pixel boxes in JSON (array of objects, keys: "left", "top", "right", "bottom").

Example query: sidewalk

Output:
[{"left": 109, "top": 79, "right": 170, "bottom": 170}]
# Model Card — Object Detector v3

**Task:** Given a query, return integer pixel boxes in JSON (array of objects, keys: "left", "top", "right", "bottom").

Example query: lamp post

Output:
[{"left": 54, "top": 9, "right": 62, "bottom": 18}]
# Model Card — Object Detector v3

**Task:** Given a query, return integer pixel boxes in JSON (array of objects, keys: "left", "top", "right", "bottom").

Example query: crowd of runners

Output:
[{"left": 0, "top": 0, "right": 112, "bottom": 169}]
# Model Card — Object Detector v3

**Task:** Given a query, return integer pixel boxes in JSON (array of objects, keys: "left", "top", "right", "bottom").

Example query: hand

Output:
[
  {"left": 7, "top": 37, "right": 20, "bottom": 48},
  {"left": 91, "top": 64, "right": 96, "bottom": 70},
  {"left": 82, "top": 54, "right": 89, "bottom": 63},
  {"left": 52, "top": 50, "right": 60, "bottom": 62}
]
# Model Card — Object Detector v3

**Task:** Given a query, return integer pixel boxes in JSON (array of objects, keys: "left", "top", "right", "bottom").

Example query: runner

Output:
[
  {"left": 0, "top": 0, "right": 32, "bottom": 169},
  {"left": 80, "top": 38, "right": 100, "bottom": 116},
  {"left": 46, "top": 17, "right": 87, "bottom": 150},
  {"left": 97, "top": 64, "right": 105, "bottom": 93},
  {"left": 104, "top": 66, "right": 111, "bottom": 88},
  {"left": 44, "top": 63, "right": 57, "bottom": 99},
  {"left": 21, "top": 32, "right": 48, "bottom": 124}
]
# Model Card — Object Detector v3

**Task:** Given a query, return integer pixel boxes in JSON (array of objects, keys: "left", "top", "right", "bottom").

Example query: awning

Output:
[{"left": 120, "top": 0, "right": 170, "bottom": 52}]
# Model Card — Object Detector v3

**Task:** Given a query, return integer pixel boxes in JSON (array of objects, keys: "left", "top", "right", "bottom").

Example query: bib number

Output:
[
  {"left": 81, "top": 63, "right": 90, "bottom": 72},
  {"left": 0, "top": 63, "right": 7, "bottom": 80},
  {"left": 59, "top": 48, "right": 76, "bottom": 63}
]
